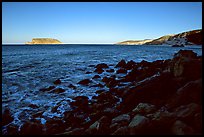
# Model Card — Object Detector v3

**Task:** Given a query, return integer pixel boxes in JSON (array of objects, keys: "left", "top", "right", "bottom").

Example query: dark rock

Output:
[
  {"left": 53, "top": 79, "right": 61, "bottom": 85},
  {"left": 70, "top": 96, "right": 89, "bottom": 111},
  {"left": 132, "top": 103, "right": 156, "bottom": 115},
  {"left": 28, "top": 104, "right": 39, "bottom": 109},
  {"left": 115, "top": 59, "right": 126, "bottom": 68},
  {"left": 112, "top": 126, "right": 128, "bottom": 135},
  {"left": 2, "top": 109, "right": 14, "bottom": 126},
  {"left": 95, "top": 63, "right": 109, "bottom": 69},
  {"left": 174, "top": 103, "right": 200, "bottom": 119},
  {"left": 68, "top": 84, "right": 76, "bottom": 89},
  {"left": 53, "top": 88, "right": 65, "bottom": 93},
  {"left": 59, "top": 128, "right": 85, "bottom": 135},
  {"left": 128, "top": 114, "right": 150, "bottom": 135},
  {"left": 169, "top": 50, "right": 201, "bottom": 81},
  {"left": 39, "top": 86, "right": 55, "bottom": 92},
  {"left": 32, "top": 111, "right": 44, "bottom": 118},
  {"left": 96, "top": 89, "right": 105, "bottom": 94},
  {"left": 94, "top": 67, "right": 104, "bottom": 74},
  {"left": 171, "top": 120, "right": 195, "bottom": 135},
  {"left": 125, "top": 60, "right": 136, "bottom": 70},
  {"left": 85, "top": 116, "right": 111, "bottom": 135},
  {"left": 166, "top": 79, "right": 202, "bottom": 109},
  {"left": 116, "top": 68, "right": 127, "bottom": 74},
  {"left": 5, "top": 124, "right": 19, "bottom": 135},
  {"left": 106, "top": 69, "right": 115, "bottom": 73},
  {"left": 45, "top": 119, "right": 66, "bottom": 135},
  {"left": 19, "top": 121, "right": 44, "bottom": 135},
  {"left": 90, "top": 83, "right": 104, "bottom": 88},
  {"left": 92, "top": 75, "right": 101, "bottom": 79},
  {"left": 85, "top": 71, "right": 92, "bottom": 74},
  {"left": 88, "top": 65, "right": 95, "bottom": 67},
  {"left": 112, "top": 114, "right": 130, "bottom": 125},
  {"left": 78, "top": 79, "right": 92, "bottom": 85}
]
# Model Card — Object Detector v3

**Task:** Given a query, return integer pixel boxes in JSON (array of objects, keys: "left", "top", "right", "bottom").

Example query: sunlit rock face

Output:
[
  {"left": 25, "top": 38, "right": 62, "bottom": 44},
  {"left": 117, "top": 29, "right": 202, "bottom": 45}
]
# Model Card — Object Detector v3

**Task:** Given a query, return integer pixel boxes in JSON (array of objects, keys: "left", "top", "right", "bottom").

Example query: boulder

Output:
[
  {"left": 94, "top": 67, "right": 104, "bottom": 74},
  {"left": 19, "top": 121, "right": 44, "bottom": 135},
  {"left": 171, "top": 120, "right": 195, "bottom": 135},
  {"left": 132, "top": 103, "right": 156, "bottom": 115},
  {"left": 39, "top": 86, "right": 55, "bottom": 92},
  {"left": 128, "top": 114, "right": 150, "bottom": 135},
  {"left": 92, "top": 75, "right": 101, "bottom": 79},
  {"left": 68, "top": 84, "right": 76, "bottom": 89},
  {"left": 115, "top": 59, "right": 126, "bottom": 68},
  {"left": 53, "top": 88, "right": 65, "bottom": 93},
  {"left": 125, "top": 60, "right": 136, "bottom": 70},
  {"left": 112, "top": 114, "right": 130, "bottom": 125},
  {"left": 2, "top": 109, "right": 14, "bottom": 126},
  {"left": 77, "top": 79, "right": 92, "bottom": 85},
  {"left": 95, "top": 63, "right": 109, "bottom": 69},
  {"left": 106, "top": 69, "right": 115, "bottom": 73},
  {"left": 116, "top": 68, "right": 127, "bottom": 74},
  {"left": 112, "top": 126, "right": 128, "bottom": 135},
  {"left": 53, "top": 79, "right": 61, "bottom": 85},
  {"left": 59, "top": 128, "right": 84, "bottom": 135}
]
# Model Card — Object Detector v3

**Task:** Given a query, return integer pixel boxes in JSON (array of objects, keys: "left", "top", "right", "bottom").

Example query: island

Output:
[{"left": 25, "top": 38, "right": 62, "bottom": 44}]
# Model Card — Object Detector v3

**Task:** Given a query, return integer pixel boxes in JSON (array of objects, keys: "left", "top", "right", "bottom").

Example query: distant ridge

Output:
[
  {"left": 25, "top": 38, "right": 62, "bottom": 44},
  {"left": 116, "top": 29, "right": 202, "bottom": 46}
]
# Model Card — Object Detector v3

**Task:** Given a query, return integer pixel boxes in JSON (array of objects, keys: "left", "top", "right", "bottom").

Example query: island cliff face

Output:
[
  {"left": 117, "top": 29, "right": 202, "bottom": 45},
  {"left": 26, "top": 38, "right": 62, "bottom": 44}
]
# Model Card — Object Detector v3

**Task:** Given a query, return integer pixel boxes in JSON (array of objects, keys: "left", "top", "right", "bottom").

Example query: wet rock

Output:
[
  {"left": 125, "top": 60, "right": 136, "bottom": 70},
  {"left": 115, "top": 59, "right": 126, "bottom": 68},
  {"left": 32, "top": 111, "right": 44, "bottom": 118},
  {"left": 28, "top": 104, "right": 39, "bottom": 109},
  {"left": 78, "top": 79, "right": 92, "bottom": 85},
  {"left": 171, "top": 120, "right": 195, "bottom": 135},
  {"left": 106, "top": 69, "right": 115, "bottom": 73},
  {"left": 95, "top": 63, "right": 109, "bottom": 69},
  {"left": 53, "top": 88, "right": 65, "bottom": 93},
  {"left": 53, "top": 79, "right": 61, "bottom": 85},
  {"left": 85, "top": 116, "right": 110, "bottom": 135},
  {"left": 45, "top": 119, "right": 66, "bottom": 135},
  {"left": 90, "top": 83, "right": 104, "bottom": 88},
  {"left": 92, "top": 75, "right": 101, "bottom": 79},
  {"left": 112, "top": 114, "right": 130, "bottom": 125},
  {"left": 39, "top": 86, "right": 55, "bottom": 92},
  {"left": 112, "top": 126, "right": 128, "bottom": 135},
  {"left": 94, "top": 68, "right": 104, "bottom": 74},
  {"left": 85, "top": 71, "right": 92, "bottom": 74},
  {"left": 19, "top": 121, "right": 44, "bottom": 135},
  {"left": 116, "top": 68, "right": 127, "bottom": 74},
  {"left": 103, "top": 107, "right": 119, "bottom": 118},
  {"left": 96, "top": 89, "right": 105, "bottom": 94},
  {"left": 70, "top": 96, "right": 89, "bottom": 112},
  {"left": 88, "top": 65, "right": 95, "bottom": 67},
  {"left": 59, "top": 128, "right": 85, "bottom": 135},
  {"left": 128, "top": 114, "right": 150, "bottom": 135},
  {"left": 68, "top": 84, "right": 76, "bottom": 89},
  {"left": 4, "top": 124, "right": 19, "bottom": 135},
  {"left": 169, "top": 50, "right": 201, "bottom": 81},
  {"left": 166, "top": 79, "right": 202, "bottom": 109},
  {"left": 2, "top": 109, "right": 14, "bottom": 126},
  {"left": 132, "top": 103, "right": 156, "bottom": 115},
  {"left": 174, "top": 103, "right": 200, "bottom": 119}
]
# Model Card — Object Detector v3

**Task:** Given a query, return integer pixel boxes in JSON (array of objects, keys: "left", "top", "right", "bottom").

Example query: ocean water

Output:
[{"left": 2, "top": 44, "right": 202, "bottom": 131}]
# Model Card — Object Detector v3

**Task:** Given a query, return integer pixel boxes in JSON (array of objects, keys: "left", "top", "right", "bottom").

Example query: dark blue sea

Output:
[{"left": 2, "top": 44, "right": 202, "bottom": 131}]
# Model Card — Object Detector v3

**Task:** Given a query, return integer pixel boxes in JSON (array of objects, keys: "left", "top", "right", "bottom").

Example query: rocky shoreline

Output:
[{"left": 2, "top": 50, "right": 202, "bottom": 135}]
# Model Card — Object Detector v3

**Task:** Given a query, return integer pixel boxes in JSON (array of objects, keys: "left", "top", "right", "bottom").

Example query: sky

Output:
[{"left": 2, "top": 2, "right": 202, "bottom": 44}]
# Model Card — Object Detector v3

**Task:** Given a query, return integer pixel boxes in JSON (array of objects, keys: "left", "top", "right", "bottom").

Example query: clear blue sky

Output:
[{"left": 2, "top": 2, "right": 202, "bottom": 44}]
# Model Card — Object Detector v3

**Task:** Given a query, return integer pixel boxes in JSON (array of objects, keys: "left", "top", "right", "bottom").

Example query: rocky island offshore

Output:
[{"left": 26, "top": 38, "right": 62, "bottom": 44}]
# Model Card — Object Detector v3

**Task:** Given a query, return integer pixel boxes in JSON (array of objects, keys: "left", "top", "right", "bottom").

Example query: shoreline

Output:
[{"left": 2, "top": 49, "right": 202, "bottom": 135}]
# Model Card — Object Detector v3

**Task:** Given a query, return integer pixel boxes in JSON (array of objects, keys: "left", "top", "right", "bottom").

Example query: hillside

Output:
[{"left": 117, "top": 29, "right": 202, "bottom": 46}]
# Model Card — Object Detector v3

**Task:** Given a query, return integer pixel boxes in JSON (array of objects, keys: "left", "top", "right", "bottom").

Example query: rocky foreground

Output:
[{"left": 2, "top": 50, "right": 202, "bottom": 135}]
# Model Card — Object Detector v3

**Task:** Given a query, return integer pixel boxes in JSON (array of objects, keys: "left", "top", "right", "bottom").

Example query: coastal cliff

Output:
[
  {"left": 117, "top": 29, "right": 202, "bottom": 45},
  {"left": 26, "top": 38, "right": 62, "bottom": 44}
]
